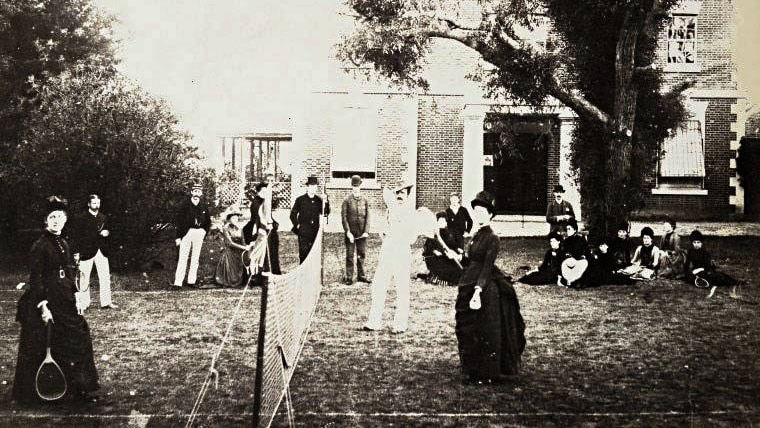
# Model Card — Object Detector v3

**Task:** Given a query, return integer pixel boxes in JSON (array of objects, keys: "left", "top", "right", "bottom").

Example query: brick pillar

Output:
[
  {"left": 731, "top": 98, "right": 749, "bottom": 215},
  {"left": 559, "top": 114, "right": 582, "bottom": 222}
]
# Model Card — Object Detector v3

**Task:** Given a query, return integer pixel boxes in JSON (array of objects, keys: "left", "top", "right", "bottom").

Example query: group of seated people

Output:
[{"left": 518, "top": 218, "right": 743, "bottom": 290}]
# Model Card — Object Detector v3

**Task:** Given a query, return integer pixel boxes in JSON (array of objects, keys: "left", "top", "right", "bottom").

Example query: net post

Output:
[{"left": 252, "top": 278, "right": 269, "bottom": 428}]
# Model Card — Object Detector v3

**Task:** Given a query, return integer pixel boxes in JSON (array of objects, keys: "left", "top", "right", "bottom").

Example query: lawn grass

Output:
[{"left": 1, "top": 232, "right": 759, "bottom": 427}]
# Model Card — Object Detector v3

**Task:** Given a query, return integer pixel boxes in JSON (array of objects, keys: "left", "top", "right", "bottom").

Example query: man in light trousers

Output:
[
  {"left": 361, "top": 180, "right": 416, "bottom": 334},
  {"left": 75, "top": 194, "right": 117, "bottom": 309},
  {"left": 173, "top": 182, "right": 211, "bottom": 288}
]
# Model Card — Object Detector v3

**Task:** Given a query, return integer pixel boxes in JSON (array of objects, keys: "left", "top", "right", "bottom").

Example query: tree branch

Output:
[{"left": 425, "top": 19, "right": 613, "bottom": 127}]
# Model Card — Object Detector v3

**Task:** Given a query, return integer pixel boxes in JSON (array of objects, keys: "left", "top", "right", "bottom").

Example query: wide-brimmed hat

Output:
[
  {"left": 225, "top": 211, "right": 242, "bottom": 221},
  {"left": 553, "top": 185, "right": 565, "bottom": 193},
  {"left": 690, "top": 229, "right": 704, "bottom": 241},
  {"left": 305, "top": 176, "right": 319, "bottom": 186},
  {"left": 350, "top": 175, "right": 362, "bottom": 187},
  {"left": 470, "top": 191, "right": 495, "bottom": 214},
  {"left": 393, "top": 179, "right": 414, "bottom": 193}
]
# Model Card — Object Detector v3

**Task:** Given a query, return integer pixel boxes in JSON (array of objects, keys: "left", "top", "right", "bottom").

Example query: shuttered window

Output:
[{"left": 659, "top": 120, "right": 705, "bottom": 178}]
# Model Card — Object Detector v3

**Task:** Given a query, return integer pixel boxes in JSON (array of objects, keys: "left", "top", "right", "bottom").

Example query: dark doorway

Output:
[
  {"left": 738, "top": 137, "right": 760, "bottom": 220},
  {"left": 483, "top": 115, "right": 553, "bottom": 215}
]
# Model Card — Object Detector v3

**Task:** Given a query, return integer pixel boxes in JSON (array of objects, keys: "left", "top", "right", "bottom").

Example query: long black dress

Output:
[
  {"left": 13, "top": 231, "right": 99, "bottom": 403},
  {"left": 423, "top": 228, "right": 463, "bottom": 286},
  {"left": 455, "top": 226, "right": 526, "bottom": 382}
]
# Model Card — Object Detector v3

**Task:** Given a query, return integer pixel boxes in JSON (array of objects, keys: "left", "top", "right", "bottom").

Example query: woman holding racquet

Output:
[{"left": 13, "top": 196, "right": 100, "bottom": 404}]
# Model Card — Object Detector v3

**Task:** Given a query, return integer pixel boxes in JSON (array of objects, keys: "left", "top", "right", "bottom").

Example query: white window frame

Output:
[
  {"left": 653, "top": 99, "right": 709, "bottom": 195},
  {"left": 329, "top": 101, "right": 379, "bottom": 188},
  {"left": 664, "top": 1, "right": 701, "bottom": 73}
]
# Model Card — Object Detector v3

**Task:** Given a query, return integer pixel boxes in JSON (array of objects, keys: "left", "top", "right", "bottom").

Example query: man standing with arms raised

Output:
[
  {"left": 290, "top": 176, "right": 330, "bottom": 263},
  {"left": 173, "top": 182, "right": 211, "bottom": 288},
  {"left": 74, "top": 194, "right": 118, "bottom": 310}
]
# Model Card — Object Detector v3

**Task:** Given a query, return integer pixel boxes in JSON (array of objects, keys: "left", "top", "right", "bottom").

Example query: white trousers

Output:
[
  {"left": 174, "top": 228, "right": 206, "bottom": 286},
  {"left": 365, "top": 239, "right": 412, "bottom": 331},
  {"left": 79, "top": 249, "right": 112, "bottom": 307}
]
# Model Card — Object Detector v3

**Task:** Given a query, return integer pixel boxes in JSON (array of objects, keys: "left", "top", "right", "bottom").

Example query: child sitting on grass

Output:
[
  {"left": 685, "top": 230, "right": 743, "bottom": 298},
  {"left": 658, "top": 218, "right": 685, "bottom": 279},
  {"left": 519, "top": 232, "right": 564, "bottom": 285},
  {"left": 623, "top": 226, "right": 660, "bottom": 280}
]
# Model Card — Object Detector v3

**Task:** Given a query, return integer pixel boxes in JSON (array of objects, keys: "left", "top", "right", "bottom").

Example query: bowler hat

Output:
[
  {"left": 553, "top": 185, "right": 565, "bottom": 193},
  {"left": 470, "top": 191, "right": 495, "bottom": 214},
  {"left": 305, "top": 176, "right": 319, "bottom": 186},
  {"left": 690, "top": 229, "right": 704, "bottom": 241},
  {"left": 350, "top": 175, "right": 362, "bottom": 187}
]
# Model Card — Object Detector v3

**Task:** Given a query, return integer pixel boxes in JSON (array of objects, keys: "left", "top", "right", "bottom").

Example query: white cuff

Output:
[{"left": 36, "top": 300, "right": 49, "bottom": 309}]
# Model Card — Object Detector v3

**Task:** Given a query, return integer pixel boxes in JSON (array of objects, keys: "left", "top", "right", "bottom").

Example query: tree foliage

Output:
[
  {"left": 12, "top": 69, "right": 215, "bottom": 268},
  {"left": 0, "top": 0, "right": 117, "bottom": 236},
  {"left": 337, "top": 0, "right": 691, "bottom": 239}
]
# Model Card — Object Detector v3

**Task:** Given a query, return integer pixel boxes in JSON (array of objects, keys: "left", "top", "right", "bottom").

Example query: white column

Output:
[
  {"left": 462, "top": 109, "right": 486, "bottom": 203},
  {"left": 559, "top": 116, "right": 582, "bottom": 222},
  {"left": 401, "top": 96, "right": 419, "bottom": 207}
]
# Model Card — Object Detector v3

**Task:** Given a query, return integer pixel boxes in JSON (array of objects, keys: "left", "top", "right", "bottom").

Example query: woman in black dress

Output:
[
  {"left": 13, "top": 197, "right": 99, "bottom": 404},
  {"left": 455, "top": 191, "right": 525, "bottom": 384},
  {"left": 421, "top": 212, "right": 463, "bottom": 286}
]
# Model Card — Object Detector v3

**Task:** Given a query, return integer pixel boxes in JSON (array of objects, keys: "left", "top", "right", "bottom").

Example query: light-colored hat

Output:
[{"left": 393, "top": 179, "right": 414, "bottom": 193}]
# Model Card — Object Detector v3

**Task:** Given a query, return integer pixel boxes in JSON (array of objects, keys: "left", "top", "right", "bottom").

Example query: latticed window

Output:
[
  {"left": 658, "top": 120, "right": 705, "bottom": 189},
  {"left": 667, "top": 15, "right": 697, "bottom": 65}
]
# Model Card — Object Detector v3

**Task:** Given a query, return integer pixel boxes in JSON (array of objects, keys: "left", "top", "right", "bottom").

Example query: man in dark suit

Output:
[
  {"left": 290, "top": 176, "right": 330, "bottom": 263},
  {"left": 341, "top": 175, "right": 370, "bottom": 284},
  {"left": 173, "top": 182, "right": 211, "bottom": 288},
  {"left": 545, "top": 184, "right": 576, "bottom": 235},
  {"left": 73, "top": 194, "right": 118, "bottom": 309}
]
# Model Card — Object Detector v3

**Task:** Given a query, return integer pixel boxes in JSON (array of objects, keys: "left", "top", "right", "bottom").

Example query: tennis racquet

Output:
[
  {"left": 35, "top": 320, "right": 67, "bottom": 401},
  {"left": 694, "top": 276, "right": 710, "bottom": 289}
]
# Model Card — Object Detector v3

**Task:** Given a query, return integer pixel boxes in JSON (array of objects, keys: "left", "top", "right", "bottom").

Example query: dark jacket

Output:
[
  {"left": 176, "top": 198, "right": 211, "bottom": 239},
  {"left": 341, "top": 194, "right": 370, "bottom": 236},
  {"left": 290, "top": 194, "right": 329, "bottom": 236},
  {"left": 445, "top": 206, "right": 473, "bottom": 249},
  {"left": 546, "top": 199, "right": 575, "bottom": 233},
  {"left": 72, "top": 211, "right": 109, "bottom": 260},
  {"left": 609, "top": 236, "right": 635, "bottom": 269}
]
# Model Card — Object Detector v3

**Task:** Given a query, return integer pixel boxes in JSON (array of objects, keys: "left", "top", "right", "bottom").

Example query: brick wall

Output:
[
  {"left": 658, "top": 0, "right": 736, "bottom": 92},
  {"left": 416, "top": 95, "right": 465, "bottom": 212},
  {"left": 640, "top": 98, "right": 736, "bottom": 219},
  {"left": 298, "top": 93, "right": 414, "bottom": 211}
]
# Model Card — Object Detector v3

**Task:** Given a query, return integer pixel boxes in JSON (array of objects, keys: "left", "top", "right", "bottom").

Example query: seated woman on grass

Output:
[
  {"left": 623, "top": 226, "right": 660, "bottom": 280},
  {"left": 419, "top": 212, "right": 463, "bottom": 286},
  {"left": 685, "top": 230, "right": 744, "bottom": 297},
  {"left": 559, "top": 220, "right": 594, "bottom": 288},
  {"left": 658, "top": 218, "right": 685, "bottom": 279},
  {"left": 609, "top": 221, "right": 635, "bottom": 271},
  {"left": 592, "top": 237, "right": 635, "bottom": 286},
  {"left": 518, "top": 232, "right": 564, "bottom": 286}
]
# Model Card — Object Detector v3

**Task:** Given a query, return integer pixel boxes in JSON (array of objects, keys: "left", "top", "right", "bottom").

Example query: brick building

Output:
[{"left": 286, "top": 0, "right": 752, "bottom": 223}]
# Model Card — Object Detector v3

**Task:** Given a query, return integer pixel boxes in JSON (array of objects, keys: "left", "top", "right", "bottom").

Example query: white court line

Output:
[{"left": 0, "top": 410, "right": 757, "bottom": 419}]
